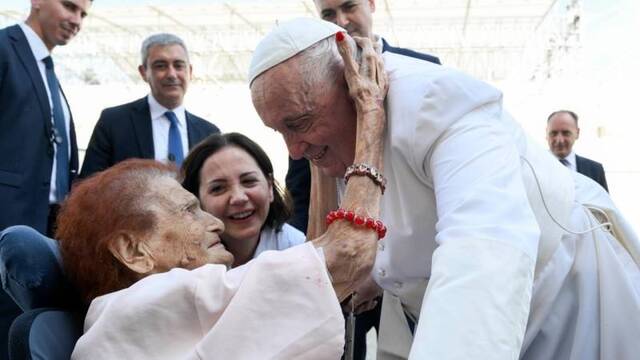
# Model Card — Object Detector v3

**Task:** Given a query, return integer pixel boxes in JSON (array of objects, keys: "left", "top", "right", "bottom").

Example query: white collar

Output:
[
  {"left": 147, "top": 94, "right": 186, "bottom": 124},
  {"left": 18, "top": 22, "right": 50, "bottom": 62}
]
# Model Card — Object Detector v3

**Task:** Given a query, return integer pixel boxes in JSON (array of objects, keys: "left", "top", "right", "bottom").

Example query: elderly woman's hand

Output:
[
  {"left": 310, "top": 33, "right": 389, "bottom": 302},
  {"left": 342, "top": 274, "right": 382, "bottom": 314},
  {"left": 312, "top": 218, "right": 379, "bottom": 302},
  {"left": 336, "top": 31, "right": 387, "bottom": 167},
  {"left": 336, "top": 32, "right": 388, "bottom": 126}
]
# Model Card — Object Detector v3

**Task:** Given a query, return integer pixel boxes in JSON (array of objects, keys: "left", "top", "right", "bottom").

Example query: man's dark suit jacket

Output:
[
  {"left": 0, "top": 23, "right": 79, "bottom": 360},
  {"left": 285, "top": 41, "right": 441, "bottom": 233},
  {"left": 0, "top": 25, "right": 79, "bottom": 234},
  {"left": 576, "top": 154, "right": 608, "bottom": 192},
  {"left": 80, "top": 97, "right": 220, "bottom": 178}
]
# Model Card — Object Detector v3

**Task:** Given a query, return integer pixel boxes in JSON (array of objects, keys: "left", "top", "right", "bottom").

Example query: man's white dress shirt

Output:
[
  {"left": 18, "top": 22, "right": 72, "bottom": 204},
  {"left": 147, "top": 94, "right": 189, "bottom": 162},
  {"left": 560, "top": 151, "right": 577, "bottom": 171}
]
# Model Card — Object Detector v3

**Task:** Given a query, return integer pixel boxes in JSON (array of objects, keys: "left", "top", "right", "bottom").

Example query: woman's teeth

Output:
[{"left": 229, "top": 210, "right": 253, "bottom": 220}]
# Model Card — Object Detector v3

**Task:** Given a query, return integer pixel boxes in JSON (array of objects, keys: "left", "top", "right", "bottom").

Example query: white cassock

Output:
[
  {"left": 370, "top": 52, "right": 640, "bottom": 360},
  {"left": 71, "top": 243, "right": 344, "bottom": 360}
]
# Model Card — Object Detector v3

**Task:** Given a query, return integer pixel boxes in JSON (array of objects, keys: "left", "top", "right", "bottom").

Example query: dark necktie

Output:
[
  {"left": 559, "top": 158, "right": 570, "bottom": 167},
  {"left": 43, "top": 56, "right": 69, "bottom": 202},
  {"left": 165, "top": 111, "right": 184, "bottom": 166}
]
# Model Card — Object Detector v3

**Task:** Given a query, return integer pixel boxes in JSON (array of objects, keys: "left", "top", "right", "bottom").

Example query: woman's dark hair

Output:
[{"left": 181, "top": 132, "right": 292, "bottom": 231}]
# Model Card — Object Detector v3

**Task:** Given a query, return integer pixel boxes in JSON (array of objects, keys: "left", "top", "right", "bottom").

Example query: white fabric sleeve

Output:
[
  {"left": 72, "top": 243, "right": 343, "bottom": 360},
  {"left": 410, "top": 105, "right": 540, "bottom": 360},
  {"left": 193, "top": 242, "right": 344, "bottom": 359}
]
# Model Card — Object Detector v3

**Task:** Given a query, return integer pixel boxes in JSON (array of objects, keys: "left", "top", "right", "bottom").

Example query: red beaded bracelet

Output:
[{"left": 326, "top": 208, "right": 387, "bottom": 239}]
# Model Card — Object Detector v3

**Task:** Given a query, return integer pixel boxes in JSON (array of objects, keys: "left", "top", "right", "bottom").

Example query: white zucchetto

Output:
[{"left": 248, "top": 18, "right": 343, "bottom": 85}]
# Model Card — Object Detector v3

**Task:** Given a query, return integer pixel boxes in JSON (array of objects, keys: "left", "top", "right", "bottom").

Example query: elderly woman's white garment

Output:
[
  {"left": 369, "top": 52, "right": 640, "bottom": 360},
  {"left": 71, "top": 243, "right": 344, "bottom": 360}
]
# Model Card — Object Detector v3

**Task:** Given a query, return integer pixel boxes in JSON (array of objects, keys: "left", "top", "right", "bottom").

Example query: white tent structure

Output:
[
  {"left": 2, "top": 0, "right": 578, "bottom": 85},
  {"left": 2, "top": 0, "right": 638, "bottom": 230}
]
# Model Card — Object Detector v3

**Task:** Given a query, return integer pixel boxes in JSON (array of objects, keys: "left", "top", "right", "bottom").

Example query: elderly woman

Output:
[
  {"left": 181, "top": 132, "right": 304, "bottom": 268},
  {"left": 61, "top": 31, "right": 387, "bottom": 360}
]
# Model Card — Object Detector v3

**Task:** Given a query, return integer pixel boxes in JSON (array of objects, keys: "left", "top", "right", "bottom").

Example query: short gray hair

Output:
[
  {"left": 296, "top": 35, "right": 363, "bottom": 91},
  {"left": 297, "top": 36, "right": 343, "bottom": 87},
  {"left": 140, "top": 33, "right": 189, "bottom": 67}
]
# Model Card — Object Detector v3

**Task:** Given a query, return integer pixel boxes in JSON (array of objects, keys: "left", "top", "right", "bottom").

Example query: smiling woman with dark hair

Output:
[{"left": 181, "top": 132, "right": 305, "bottom": 267}]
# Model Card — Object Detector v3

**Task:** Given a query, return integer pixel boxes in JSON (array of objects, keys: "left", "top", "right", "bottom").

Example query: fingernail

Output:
[{"left": 336, "top": 31, "right": 345, "bottom": 42}]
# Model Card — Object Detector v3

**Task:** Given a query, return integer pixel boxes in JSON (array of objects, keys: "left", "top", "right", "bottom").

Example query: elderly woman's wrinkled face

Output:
[
  {"left": 197, "top": 146, "right": 274, "bottom": 249},
  {"left": 144, "top": 177, "right": 234, "bottom": 271}
]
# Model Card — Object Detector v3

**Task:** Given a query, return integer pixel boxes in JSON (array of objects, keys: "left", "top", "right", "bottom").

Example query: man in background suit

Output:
[
  {"left": 80, "top": 33, "right": 219, "bottom": 178},
  {"left": 547, "top": 110, "right": 609, "bottom": 192},
  {"left": 0, "top": 0, "right": 92, "bottom": 356},
  {"left": 315, "top": 0, "right": 440, "bottom": 63},
  {"left": 281, "top": 1, "right": 441, "bottom": 359}
]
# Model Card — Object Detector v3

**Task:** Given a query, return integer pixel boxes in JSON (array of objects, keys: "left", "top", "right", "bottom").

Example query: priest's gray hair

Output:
[
  {"left": 296, "top": 35, "right": 361, "bottom": 89},
  {"left": 296, "top": 37, "right": 344, "bottom": 87}
]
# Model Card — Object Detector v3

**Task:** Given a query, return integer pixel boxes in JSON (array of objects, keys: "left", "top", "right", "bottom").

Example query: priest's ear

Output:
[{"left": 108, "top": 232, "right": 155, "bottom": 275}]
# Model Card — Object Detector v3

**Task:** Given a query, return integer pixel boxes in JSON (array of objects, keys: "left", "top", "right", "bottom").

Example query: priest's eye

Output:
[{"left": 286, "top": 118, "right": 311, "bottom": 132}]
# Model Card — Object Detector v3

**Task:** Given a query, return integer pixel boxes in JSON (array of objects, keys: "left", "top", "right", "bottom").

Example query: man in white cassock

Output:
[{"left": 249, "top": 18, "right": 640, "bottom": 360}]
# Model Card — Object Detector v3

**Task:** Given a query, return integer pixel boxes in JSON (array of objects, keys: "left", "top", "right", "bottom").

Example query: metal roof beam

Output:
[
  {"left": 535, "top": 0, "right": 560, "bottom": 31},
  {"left": 89, "top": 13, "right": 136, "bottom": 35},
  {"left": 224, "top": 3, "right": 264, "bottom": 34},
  {"left": 148, "top": 5, "right": 194, "bottom": 34}
]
